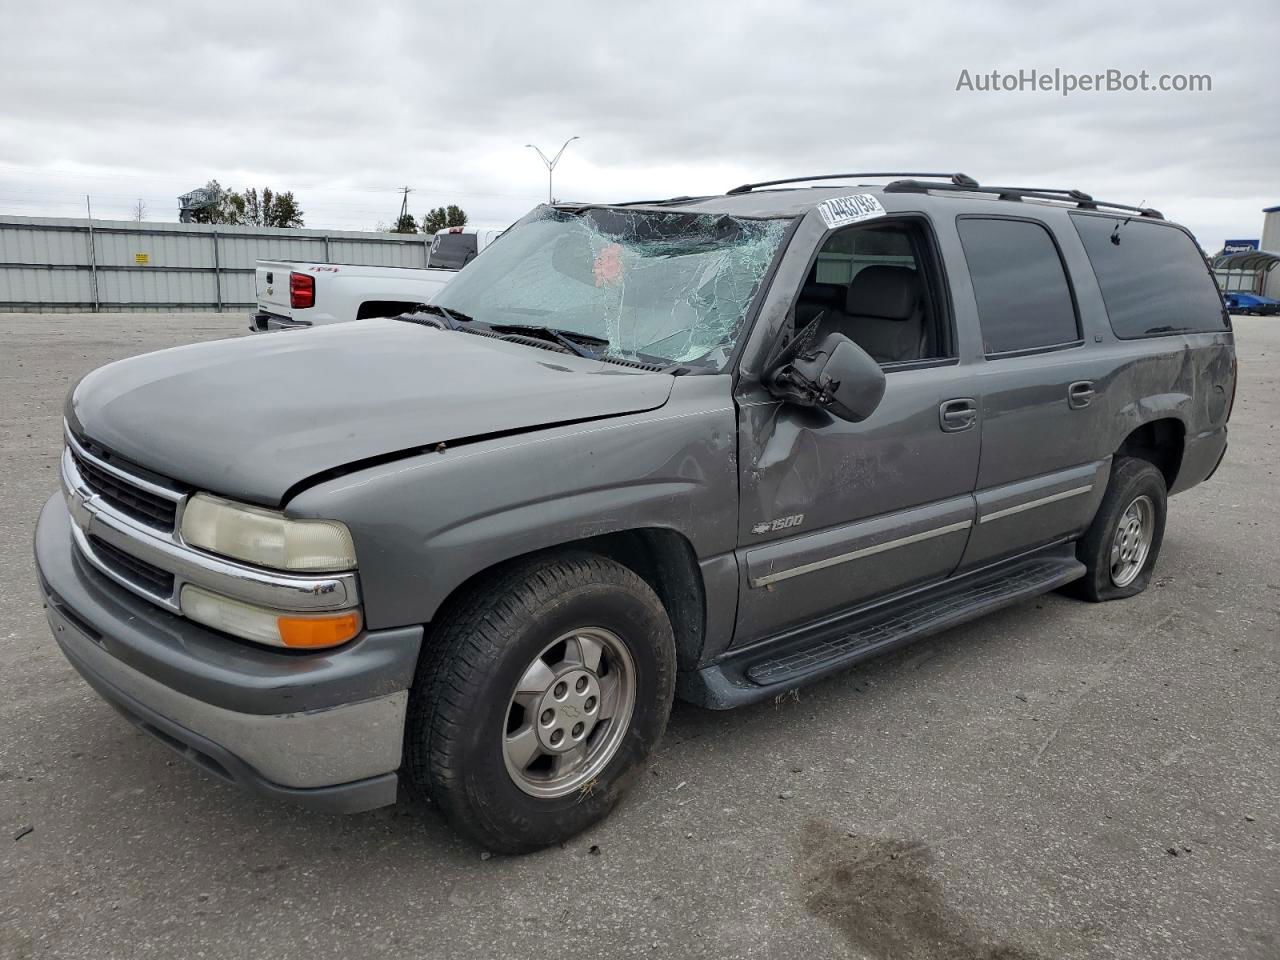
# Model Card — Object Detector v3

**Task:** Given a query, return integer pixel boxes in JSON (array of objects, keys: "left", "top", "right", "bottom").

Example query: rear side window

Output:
[
  {"left": 1071, "top": 214, "right": 1226, "bottom": 338},
  {"left": 428, "top": 233, "right": 478, "bottom": 270},
  {"left": 956, "top": 217, "right": 1080, "bottom": 355}
]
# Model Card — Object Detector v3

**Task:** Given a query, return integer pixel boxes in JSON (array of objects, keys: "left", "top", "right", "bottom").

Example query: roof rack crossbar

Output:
[
  {"left": 883, "top": 180, "right": 1162, "bottom": 219},
  {"left": 726, "top": 172, "right": 977, "bottom": 195}
]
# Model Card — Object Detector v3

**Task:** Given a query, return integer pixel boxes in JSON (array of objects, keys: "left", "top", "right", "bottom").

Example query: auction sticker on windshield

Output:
[{"left": 816, "top": 194, "right": 886, "bottom": 229}]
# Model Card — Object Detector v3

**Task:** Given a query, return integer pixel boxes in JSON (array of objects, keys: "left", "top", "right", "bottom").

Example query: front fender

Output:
[{"left": 287, "top": 376, "right": 738, "bottom": 630}]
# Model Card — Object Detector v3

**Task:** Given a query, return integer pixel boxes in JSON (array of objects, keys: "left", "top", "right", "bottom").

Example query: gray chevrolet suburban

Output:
[{"left": 34, "top": 173, "right": 1236, "bottom": 852}]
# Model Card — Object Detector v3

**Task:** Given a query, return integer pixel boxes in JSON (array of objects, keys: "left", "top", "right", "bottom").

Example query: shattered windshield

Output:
[{"left": 430, "top": 206, "right": 792, "bottom": 368}]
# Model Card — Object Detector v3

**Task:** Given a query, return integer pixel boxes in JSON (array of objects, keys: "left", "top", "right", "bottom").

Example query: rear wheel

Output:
[
  {"left": 1070, "top": 456, "right": 1167, "bottom": 601},
  {"left": 404, "top": 553, "right": 675, "bottom": 853}
]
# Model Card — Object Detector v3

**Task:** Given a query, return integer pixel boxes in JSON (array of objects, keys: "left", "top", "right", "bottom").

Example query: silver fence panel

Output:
[{"left": 0, "top": 215, "right": 441, "bottom": 313}]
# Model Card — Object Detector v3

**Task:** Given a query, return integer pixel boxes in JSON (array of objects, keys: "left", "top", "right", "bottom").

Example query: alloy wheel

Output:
[
  {"left": 502, "top": 628, "right": 636, "bottom": 799},
  {"left": 1110, "top": 494, "right": 1154, "bottom": 587}
]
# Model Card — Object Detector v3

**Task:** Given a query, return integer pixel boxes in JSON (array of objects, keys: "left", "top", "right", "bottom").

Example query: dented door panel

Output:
[{"left": 732, "top": 364, "right": 980, "bottom": 647}]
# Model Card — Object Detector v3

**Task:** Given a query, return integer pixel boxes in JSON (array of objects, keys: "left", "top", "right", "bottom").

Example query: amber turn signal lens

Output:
[{"left": 276, "top": 612, "right": 361, "bottom": 649}]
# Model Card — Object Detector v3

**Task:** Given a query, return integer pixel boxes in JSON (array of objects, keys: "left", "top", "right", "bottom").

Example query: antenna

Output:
[{"left": 1111, "top": 200, "right": 1145, "bottom": 245}]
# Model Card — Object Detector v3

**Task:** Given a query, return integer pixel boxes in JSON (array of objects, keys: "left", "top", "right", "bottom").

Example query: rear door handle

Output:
[
  {"left": 1068, "top": 381, "right": 1095, "bottom": 409},
  {"left": 939, "top": 398, "right": 978, "bottom": 433}
]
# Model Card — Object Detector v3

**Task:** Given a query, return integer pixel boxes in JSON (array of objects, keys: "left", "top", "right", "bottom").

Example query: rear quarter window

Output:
[{"left": 1070, "top": 214, "right": 1226, "bottom": 338}]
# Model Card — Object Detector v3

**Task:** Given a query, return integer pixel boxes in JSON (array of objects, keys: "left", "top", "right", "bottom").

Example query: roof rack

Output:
[
  {"left": 608, "top": 194, "right": 714, "bottom": 208},
  {"left": 883, "top": 179, "right": 1163, "bottom": 219},
  {"left": 725, "top": 172, "right": 978, "bottom": 195}
]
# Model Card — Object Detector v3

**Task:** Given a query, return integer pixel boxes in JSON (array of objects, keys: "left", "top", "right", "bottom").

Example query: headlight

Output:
[
  {"left": 180, "top": 493, "right": 357, "bottom": 572},
  {"left": 180, "top": 584, "right": 361, "bottom": 649}
]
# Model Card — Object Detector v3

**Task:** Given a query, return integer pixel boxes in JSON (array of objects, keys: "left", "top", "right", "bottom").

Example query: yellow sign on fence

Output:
[{"left": 134, "top": 252, "right": 149, "bottom": 265}]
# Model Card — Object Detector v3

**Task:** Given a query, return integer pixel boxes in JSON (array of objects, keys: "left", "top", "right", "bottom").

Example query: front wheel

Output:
[
  {"left": 1071, "top": 456, "right": 1168, "bottom": 602},
  {"left": 404, "top": 553, "right": 676, "bottom": 853}
]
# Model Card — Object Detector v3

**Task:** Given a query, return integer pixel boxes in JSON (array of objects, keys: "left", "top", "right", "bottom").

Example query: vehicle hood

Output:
[{"left": 67, "top": 319, "right": 675, "bottom": 506}]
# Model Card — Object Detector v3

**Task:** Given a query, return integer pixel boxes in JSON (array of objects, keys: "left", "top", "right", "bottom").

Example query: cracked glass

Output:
[{"left": 431, "top": 206, "right": 792, "bottom": 368}]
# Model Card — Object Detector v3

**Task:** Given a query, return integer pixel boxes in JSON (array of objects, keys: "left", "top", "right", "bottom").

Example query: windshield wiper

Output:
[
  {"left": 407, "top": 303, "right": 474, "bottom": 330},
  {"left": 406, "top": 307, "right": 609, "bottom": 360},
  {"left": 486, "top": 323, "right": 608, "bottom": 360}
]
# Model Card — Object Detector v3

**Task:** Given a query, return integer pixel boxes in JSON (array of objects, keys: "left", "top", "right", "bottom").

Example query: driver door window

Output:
[{"left": 794, "top": 220, "right": 954, "bottom": 367}]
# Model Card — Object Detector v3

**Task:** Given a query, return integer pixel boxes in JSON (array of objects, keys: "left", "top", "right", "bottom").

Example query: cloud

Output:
[{"left": 1, "top": 0, "right": 1275, "bottom": 246}]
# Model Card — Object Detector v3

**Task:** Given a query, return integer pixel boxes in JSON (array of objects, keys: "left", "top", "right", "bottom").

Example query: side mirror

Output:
[{"left": 767, "top": 332, "right": 886, "bottom": 422}]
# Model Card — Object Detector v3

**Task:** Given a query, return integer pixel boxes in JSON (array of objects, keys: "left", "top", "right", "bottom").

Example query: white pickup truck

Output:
[{"left": 248, "top": 226, "right": 505, "bottom": 332}]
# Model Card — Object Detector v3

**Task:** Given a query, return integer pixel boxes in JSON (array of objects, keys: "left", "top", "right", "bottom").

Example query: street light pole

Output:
[{"left": 526, "top": 136, "right": 580, "bottom": 204}]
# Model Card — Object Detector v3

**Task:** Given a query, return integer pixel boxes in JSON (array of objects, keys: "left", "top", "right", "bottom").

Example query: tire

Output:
[
  {"left": 404, "top": 552, "right": 676, "bottom": 853},
  {"left": 1070, "top": 456, "right": 1168, "bottom": 602}
]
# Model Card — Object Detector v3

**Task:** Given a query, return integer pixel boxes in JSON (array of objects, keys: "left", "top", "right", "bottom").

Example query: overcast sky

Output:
[{"left": 2, "top": 1, "right": 1275, "bottom": 249}]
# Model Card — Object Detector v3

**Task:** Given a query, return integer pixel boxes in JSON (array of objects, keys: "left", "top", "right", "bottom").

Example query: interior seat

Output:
[
  {"left": 822, "top": 265, "right": 926, "bottom": 363},
  {"left": 795, "top": 281, "right": 846, "bottom": 327}
]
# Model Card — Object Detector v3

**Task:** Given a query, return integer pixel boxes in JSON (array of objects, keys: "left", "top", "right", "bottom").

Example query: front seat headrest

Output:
[{"left": 846, "top": 265, "right": 921, "bottom": 320}]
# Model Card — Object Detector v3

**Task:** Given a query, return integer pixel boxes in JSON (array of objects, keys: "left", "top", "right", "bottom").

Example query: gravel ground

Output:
[{"left": 1, "top": 312, "right": 1277, "bottom": 960}]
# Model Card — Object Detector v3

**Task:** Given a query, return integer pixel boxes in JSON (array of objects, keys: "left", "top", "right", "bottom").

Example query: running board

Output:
[{"left": 680, "top": 550, "right": 1085, "bottom": 709}]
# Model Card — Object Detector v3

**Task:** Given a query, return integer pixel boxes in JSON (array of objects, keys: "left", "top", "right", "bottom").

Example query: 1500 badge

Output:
[{"left": 751, "top": 514, "right": 805, "bottom": 535}]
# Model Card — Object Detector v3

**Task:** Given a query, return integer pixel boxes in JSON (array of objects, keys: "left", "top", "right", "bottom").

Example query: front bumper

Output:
[{"left": 35, "top": 493, "right": 423, "bottom": 813}]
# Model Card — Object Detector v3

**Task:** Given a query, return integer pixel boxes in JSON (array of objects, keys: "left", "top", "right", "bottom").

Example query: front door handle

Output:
[
  {"left": 939, "top": 398, "right": 978, "bottom": 433},
  {"left": 1068, "top": 381, "right": 1095, "bottom": 409}
]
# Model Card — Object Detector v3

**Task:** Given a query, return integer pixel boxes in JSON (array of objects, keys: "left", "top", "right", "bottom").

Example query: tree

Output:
[
  {"left": 390, "top": 212, "right": 419, "bottom": 234},
  {"left": 216, "top": 190, "right": 247, "bottom": 224},
  {"left": 131, "top": 199, "right": 147, "bottom": 221},
  {"left": 239, "top": 187, "right": 305, "bottom": 228},
  {"left": 422, "top": 205, "right": 468, "bottom": 235},
  {"left": 188, "top": 184, "right": 304, "bottom": 227},
  {"left": 265, "top": 190, "right": 305, "bottom": 227}
]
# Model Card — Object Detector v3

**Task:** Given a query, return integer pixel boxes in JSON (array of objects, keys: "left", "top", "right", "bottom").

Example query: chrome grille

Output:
[
  {"left": 87, "top": 534, "right": 176, "bottom": 597},
  {"left": 69, "top": 446, "right": 179, "bottom": 531}
]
